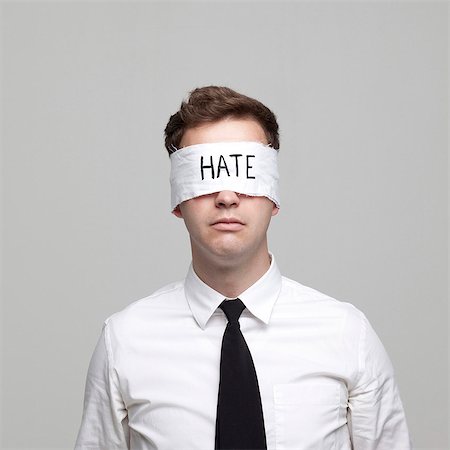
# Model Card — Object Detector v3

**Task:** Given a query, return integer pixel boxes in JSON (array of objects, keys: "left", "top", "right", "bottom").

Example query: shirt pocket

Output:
[{"left": 273, "top": 381, "right": 343, "bottom": 450}]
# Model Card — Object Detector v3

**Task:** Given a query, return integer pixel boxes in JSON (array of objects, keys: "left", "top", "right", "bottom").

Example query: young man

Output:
[{"left": 75, "top": 86, "right": 412, "bottom": 449}]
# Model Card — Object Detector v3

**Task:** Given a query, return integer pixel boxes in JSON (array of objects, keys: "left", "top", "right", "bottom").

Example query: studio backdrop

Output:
[{"left": 1, "top": 2, "right": 448, "bottom": 449}]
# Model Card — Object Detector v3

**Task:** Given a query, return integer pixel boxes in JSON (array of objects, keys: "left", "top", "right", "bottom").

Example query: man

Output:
[{"left": 75, "top": 86, "right": 412, "bottom": 449}]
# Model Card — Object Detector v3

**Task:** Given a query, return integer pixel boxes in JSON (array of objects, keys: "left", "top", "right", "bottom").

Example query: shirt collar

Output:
[{"left": 184, "top": 253, "right": 282, "bottom": 329}]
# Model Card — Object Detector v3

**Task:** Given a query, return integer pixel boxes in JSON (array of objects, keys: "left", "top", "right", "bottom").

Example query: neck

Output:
[{"left": 192, "top": 245, "right": 272, "bottom": 298}]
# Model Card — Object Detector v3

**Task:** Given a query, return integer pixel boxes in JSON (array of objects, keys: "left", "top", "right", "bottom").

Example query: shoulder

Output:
[
  {"left": 103, "top": 279, "right": 185, "bottom": 330},
  {"left": 279, "top": 274, "right": 366, "bottom": 326},
  {"left": 278, "top": 275, "right": 382, "bottom": 365}
]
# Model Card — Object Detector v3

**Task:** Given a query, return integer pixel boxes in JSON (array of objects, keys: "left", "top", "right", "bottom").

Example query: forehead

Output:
[{"left": 180, "top": 117, "right": 268, "bottom": 148}]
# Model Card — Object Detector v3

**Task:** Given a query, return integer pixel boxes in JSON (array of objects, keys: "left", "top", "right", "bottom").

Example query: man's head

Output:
[
  {"left": 164, "top": 86, "right": 279, "bottom": 154},
  {"left": 164, "top": 86, "right": 280, "bottom": 268}
]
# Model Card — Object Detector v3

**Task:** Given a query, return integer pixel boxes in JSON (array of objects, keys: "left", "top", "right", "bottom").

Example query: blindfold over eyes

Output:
[{"left": 169, "top": 141, "right": 280, "bottom": 211}]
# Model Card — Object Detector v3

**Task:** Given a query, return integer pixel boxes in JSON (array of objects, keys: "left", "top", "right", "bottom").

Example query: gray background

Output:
[{"left": 0, "top": 1, "right": 448, "bottom": 449}]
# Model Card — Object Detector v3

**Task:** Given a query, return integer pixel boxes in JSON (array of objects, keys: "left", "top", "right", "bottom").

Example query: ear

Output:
[
  {"left": 271, "top": 205, "right": 279, "bottom": 217},
  {"left": 172, "top": 205, "right": 183, "bottom": 218}
]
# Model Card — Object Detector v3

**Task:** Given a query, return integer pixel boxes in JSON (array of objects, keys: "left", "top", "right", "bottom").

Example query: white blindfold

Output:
[{"left": 169, "top": 141, "right": 280, "bottom": 211}]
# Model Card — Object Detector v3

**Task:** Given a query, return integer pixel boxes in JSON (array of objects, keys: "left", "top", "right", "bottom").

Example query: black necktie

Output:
[{"left": 215, "top": 298, "right": 267, "bottom": 450}]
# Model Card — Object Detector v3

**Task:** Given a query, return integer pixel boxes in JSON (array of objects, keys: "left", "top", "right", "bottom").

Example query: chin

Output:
[
  {"left": 211, "top": 245, "right": 245, "bottom": 259},
  {"left": 192, "top": 233, "right": 260, "bottom": 264},
  {"left": 212, "top": 240, "right": 263, "bottom": 265},
  {"left": 203, "top": 240, "right": 248, "bottom": 261}
]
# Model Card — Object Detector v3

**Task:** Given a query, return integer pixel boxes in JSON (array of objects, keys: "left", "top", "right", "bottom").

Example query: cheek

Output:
[
  {"left": 182, "top": 207, "right": 209, "bottom": 235},
  {"left": 255, "top": 200, "right": 277, "bottom": 218},
  {"left": 184, "top": 214, "right": 201, "bottom": 234},
  {"left": 257, "top": 207, "right": 276, "bottom": 231}
]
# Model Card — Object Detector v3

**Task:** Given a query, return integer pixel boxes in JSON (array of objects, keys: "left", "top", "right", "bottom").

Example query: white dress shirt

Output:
[{"left": 75, "top": 254, "right": 412, "bottom": 450}]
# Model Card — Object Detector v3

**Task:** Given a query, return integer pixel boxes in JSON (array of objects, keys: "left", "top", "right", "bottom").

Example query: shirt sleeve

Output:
[
  {"left": 74, "top": 319, "right": 130, "bottom": 450},
  {"left": 347, "top": 312, "right": 413, "bottom": 450}
]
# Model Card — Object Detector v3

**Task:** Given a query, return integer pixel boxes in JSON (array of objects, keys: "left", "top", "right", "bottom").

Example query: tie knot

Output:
[{"left": 219, "top": 298, "right": 246, "bottom": 324}]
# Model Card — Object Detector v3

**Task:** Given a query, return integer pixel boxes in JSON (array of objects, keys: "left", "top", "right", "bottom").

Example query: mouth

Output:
[{"left": 211, "top": 218, "right": 245, "bottom": 231}]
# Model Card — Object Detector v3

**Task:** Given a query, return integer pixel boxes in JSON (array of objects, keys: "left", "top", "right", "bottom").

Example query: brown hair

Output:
[{"left": 164, "top": 86, "right": 279, "bottom": 154}]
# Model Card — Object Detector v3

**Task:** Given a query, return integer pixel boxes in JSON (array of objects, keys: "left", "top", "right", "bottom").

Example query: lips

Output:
[
  {"left": 211, "top": 217, "right": 245, "bottom": 231},
  {"left": 212, "top": 217, "right": 244, "bottom": 225}
]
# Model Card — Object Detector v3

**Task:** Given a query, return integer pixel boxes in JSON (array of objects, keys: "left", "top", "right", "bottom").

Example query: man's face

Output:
[{"left": 173, "top": 117, "right": 279, "bottom": 264}]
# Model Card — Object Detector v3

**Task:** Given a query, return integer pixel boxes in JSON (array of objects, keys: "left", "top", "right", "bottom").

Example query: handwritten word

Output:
[{"left": 200, "top": 154, "right": 255, "bottom": 180}]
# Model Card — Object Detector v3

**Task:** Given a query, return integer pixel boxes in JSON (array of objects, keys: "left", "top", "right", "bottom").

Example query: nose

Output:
[{"left": 215, "top": 190, "right": 241, "bottom": 208}]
